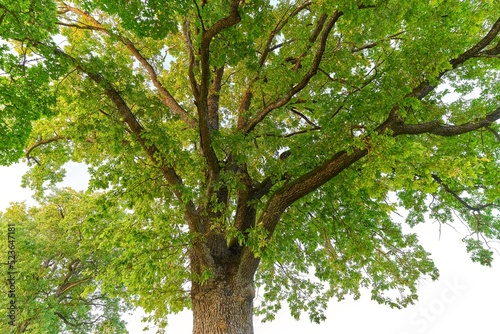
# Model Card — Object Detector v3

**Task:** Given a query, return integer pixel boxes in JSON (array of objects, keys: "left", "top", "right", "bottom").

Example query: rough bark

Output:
[{"left": 191, "top": 272, "right": 255, "bottom": 334}]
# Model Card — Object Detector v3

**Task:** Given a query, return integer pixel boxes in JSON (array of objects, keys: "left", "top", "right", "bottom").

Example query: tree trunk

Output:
[{"left": 191, "top": 275, "right": 255, "bottom": 334}]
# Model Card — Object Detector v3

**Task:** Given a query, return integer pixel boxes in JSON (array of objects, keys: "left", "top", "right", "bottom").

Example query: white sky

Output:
[{"left": 1, "top": 162, "right": 499, "bottom": 334}]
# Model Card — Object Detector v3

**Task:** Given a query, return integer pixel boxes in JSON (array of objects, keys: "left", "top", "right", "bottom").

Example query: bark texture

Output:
[{"left": 192, "top": 275, "right": 255, "bottom": 334}]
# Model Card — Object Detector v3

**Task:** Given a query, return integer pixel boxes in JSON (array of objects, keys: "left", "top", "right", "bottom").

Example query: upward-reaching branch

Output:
[
  {"left": 449, "top": 16, "right": 500, "bottom": 68},
  {"left": 43, "top": 45, "right": 216, "bottom": 268},
  {"left": 201, "top": 0, "right": 241, "bottom": 42},
  {"left": 207, "top": 66, "right": 225, "bottom": 131},
  {"left": 409, "top": 15, "right": 500, "bottom": 100},
  {"left": 243, "top": 11, "right": 343, "bottom": 134},
  {"left": 59, "top": 3, "right": 196, "bottom": 128},
  {"left": 183, "top": 16, "right": 200, "bottom": 101},
  {"left": 258, "top": 1, "right": 312, "bottom": 67},
  {"left": 195, "top": 0, "right": 241, "bottom": 191},
  {"left": 236, "top": 3, "right": 320, "bottom": 129}
]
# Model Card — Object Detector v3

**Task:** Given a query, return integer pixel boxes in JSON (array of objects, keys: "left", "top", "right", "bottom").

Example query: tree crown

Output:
[{"left": 1, "top": 0, "right": 499, "bottom": 331}]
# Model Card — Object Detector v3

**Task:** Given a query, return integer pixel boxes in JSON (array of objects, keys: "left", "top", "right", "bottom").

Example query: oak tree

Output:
[{"left": 1, "top": 0, "right": 500, "bottom": 333}]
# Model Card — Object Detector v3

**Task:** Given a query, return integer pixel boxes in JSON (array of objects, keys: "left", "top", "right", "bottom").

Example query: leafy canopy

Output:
[
  {"left": 1, "top": 0, "right": 499, "bottom": 331},
  {"left": 0, "top": 190, "right": 128, "bottom": 333}
]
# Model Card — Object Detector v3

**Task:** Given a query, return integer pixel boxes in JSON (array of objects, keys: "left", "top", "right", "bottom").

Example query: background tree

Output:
[
  {"left": 0, "top": 189, "right": 128, "bottom": 333},
  {"left": 1, "top": 0, "right": 499, "bottom": 333}
]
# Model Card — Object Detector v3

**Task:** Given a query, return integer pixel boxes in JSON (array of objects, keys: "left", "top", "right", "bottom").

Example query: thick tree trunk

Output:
[{"left": 191, "top": 275, "right": 255, "bottom": 334}]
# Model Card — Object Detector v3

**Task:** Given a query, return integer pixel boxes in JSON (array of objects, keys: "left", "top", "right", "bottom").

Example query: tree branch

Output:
[
  {"left": 350, "top": 31, "right": 405, "bottom": 53},
  {"left": 290, "top": 108, "right": 319, "bottom": 128},
  {"left": 195, "top": 0, "right": 242, "bottom": 192},
  {"left": 44, "top": 45, "right": 216, "bottom": 268},
  {"left": 283, "top": 127, "right": 321, "bottom": 138},
  {"left": 486, "top": 126, "right": 500, "bottom": 142},
  {"left": 236, "top": 1, "right": 312, "bottom": 129},
  {"left": 243, "top": 11, "right": 343, "bottom": 134},
  {"left": 183, "top": 16, "right": 200, "bottom": 100},
  {"left": 254, "top": 108, "right": 322, "bottom": 138},
  {"left": 392, "top": 106, "right": 500, "bottom": 136},
  {"left": 25, "top": 135, "right": 67, "bottom": 159},
  {"left": 409, "top": 15, "right": 500, "bottom": 100},
  {"left": 54, "top": 311, "right": 96, "bottom": 328},
  {"left": 56, "top": 277, "right": 91, "bottom": 299},
  {"left": 60, "top": 3, "right": 196, "bottom": 128},
  {"left": 478, "top": 40, "right": 500, "bottom": 56},
  {"left": 207, "top": 66, "right": 224, "bottom": 131},
  {"left": 259, "top": 1, "right": 312, "bottom": 67},
  {"left": 431, "top": 174, "right": 494, "bottom": 212},
  {"left": 202, "top": 0, "right": 241, "bottom": 41},
  {"left": 449, "top": 16, "right": 500, "bottom": 68},
  {"left": 17, "top": 319, "right": 31, "bottom": 333},
  {"left": 239, "top": 100, "right": 500, "bottom": 280},
  {"left": 237, "top": 147, "right": 368, "bottom": 280}
]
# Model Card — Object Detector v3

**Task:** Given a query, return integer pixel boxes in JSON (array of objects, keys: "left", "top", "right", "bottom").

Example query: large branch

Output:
[
  {"left": 46, "top": 45, "right": 216, "bottom": 268},
  {"left": 260, "top": 106, "right": 500, "bottom": 235},
  {"left": 237, "top": 147, "right": 367, "bottom": 279},
  {"left": 371, "top": 14, "right": 500, "bottom": 146},
  {"left": 449, "top": 16, "right": 500, "bottom": 68},
  {"left": 59, "top": 3, "right": 196, "bottom": 128},
  {"left": 194, "top": 0, "right": 241, "bottom": 191},
  {"left": 261, "top": 148, "right": 367, "bottom": 233},
  {"left": 238, "top": 104, "right": 500, "bottom": 279},
  {"left": 243, "top": 11, "right": 343, "bottom": 134},
  {"left": 201, "top": 0, "right": 241, "bottom": 42},
  {"left": 207, "top": 66, "right": 224, "bottom": 131},
  {"left": 409, "top": 15, "right": 500, "bottom": 100},
  {"left": 392, "top": 106, "right": 500, "bottom": 136},
  {"left": 183, "top": 16, "right": 200, "bottom": 101}
]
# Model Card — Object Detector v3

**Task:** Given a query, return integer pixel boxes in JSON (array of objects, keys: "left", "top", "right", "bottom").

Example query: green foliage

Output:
[
  {"left": 0, "top": 190, "right": 128, "bottom": 333},
  {"left": 1, "top": 0, "right": 499, "bottom": 330},
  {"left": 256, "top": 173, "right": 439, "bottom": 322},
  {"left": 78, "top": 0, "right": 189, "bottom": 39},
  {"left": 0, "top": 57, "right": 57, "bottom": 164}
]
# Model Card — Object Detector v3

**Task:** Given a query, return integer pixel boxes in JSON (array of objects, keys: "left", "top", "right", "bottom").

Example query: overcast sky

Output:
[{"left": 1, "top": 162, "right": 499, "bottom": 334}]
